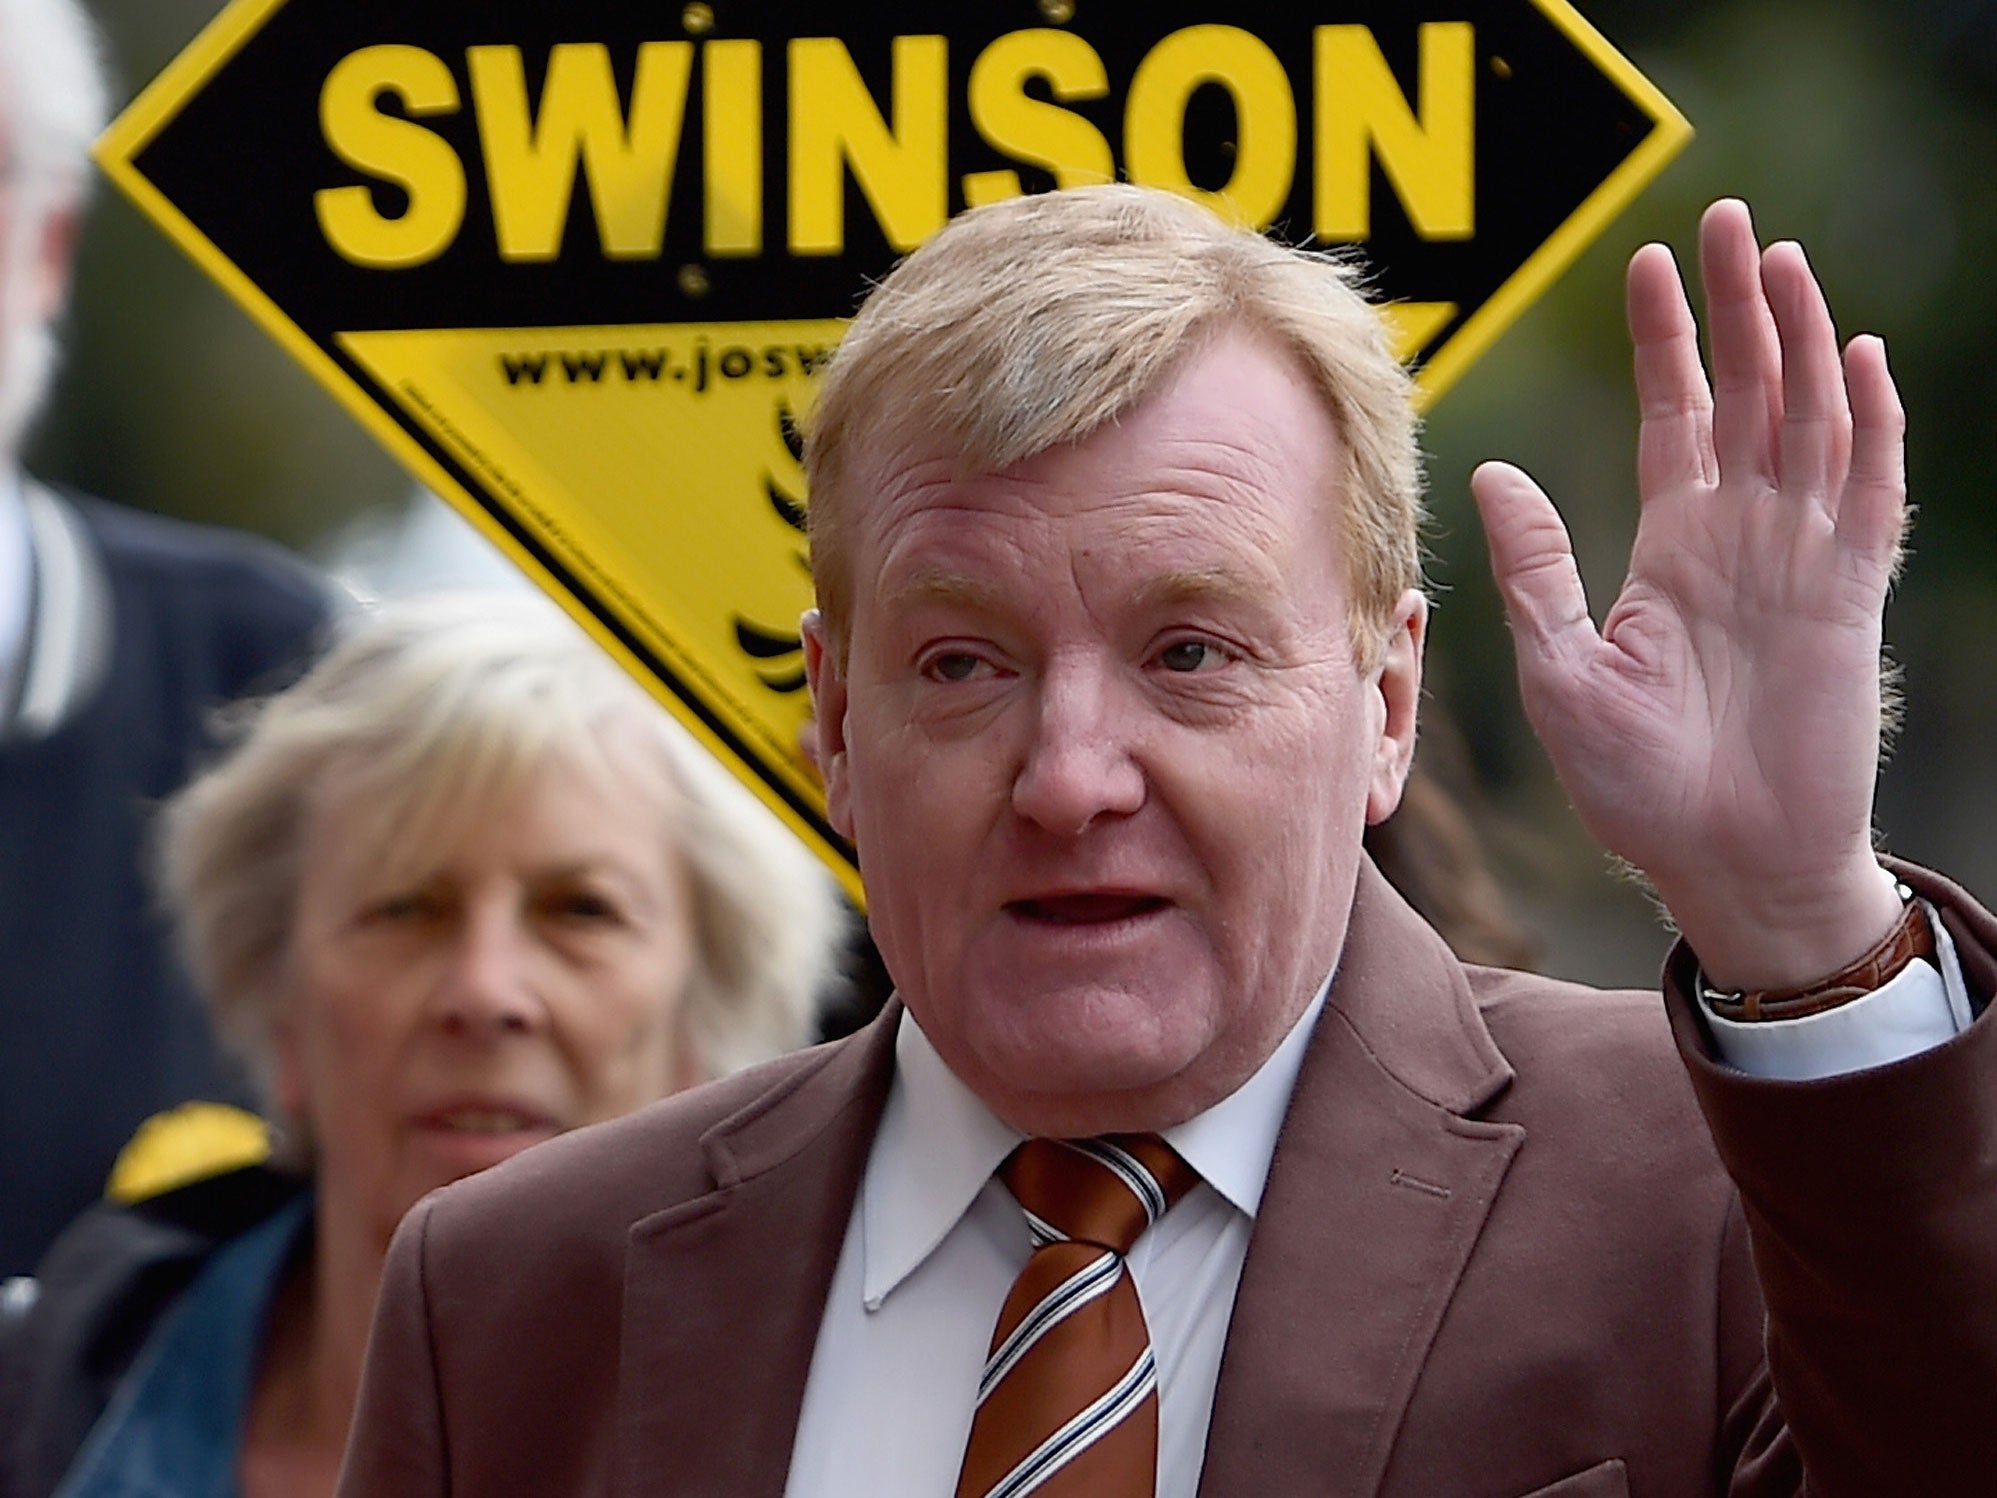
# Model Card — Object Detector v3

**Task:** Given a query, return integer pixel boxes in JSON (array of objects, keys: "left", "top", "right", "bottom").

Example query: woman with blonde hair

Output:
[{"left": 1, "top": 592, "right": 849, "bottom": 1498}]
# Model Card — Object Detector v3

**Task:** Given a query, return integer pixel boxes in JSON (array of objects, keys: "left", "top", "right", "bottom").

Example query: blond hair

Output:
[
  {"left": 804, "top": 184, "right": 1425, "bottom": 667},
  {"left": 157, "top": 593, "right": 847, "bottom": 1108}
]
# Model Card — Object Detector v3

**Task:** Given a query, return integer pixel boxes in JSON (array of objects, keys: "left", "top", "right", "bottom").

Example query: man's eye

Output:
[
  {"left": 1157, "top": 640, "right": 1223, "bottom": 673},
  {"left": 925, "top": 653, "right": 985, "bottom": 682}
]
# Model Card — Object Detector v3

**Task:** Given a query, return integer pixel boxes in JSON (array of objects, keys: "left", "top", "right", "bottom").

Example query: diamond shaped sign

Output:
[{"left": 97, "top": 0, "right": 1688, "bottom": 900}]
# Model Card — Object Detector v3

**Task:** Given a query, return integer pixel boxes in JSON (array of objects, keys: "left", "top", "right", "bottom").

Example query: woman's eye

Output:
[
  {"left": 544, "top": 889, "right": 620, "bottom": 923},
  {"left": 1158, "top": 640, "right": 1222, "bottom": 673},
  {"left": 365, "top": 893, "right": 436, "bottom": 923}
]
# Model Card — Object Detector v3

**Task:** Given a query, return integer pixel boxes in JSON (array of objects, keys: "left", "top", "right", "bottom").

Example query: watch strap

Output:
[{"left": 1702, "top": 883, "right": 1936, "bottom": 1023}]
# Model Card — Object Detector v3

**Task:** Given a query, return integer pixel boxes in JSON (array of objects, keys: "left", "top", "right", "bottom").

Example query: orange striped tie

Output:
[{"left": 954, "top": 1135, "right": 1201, "bottom": 1498}]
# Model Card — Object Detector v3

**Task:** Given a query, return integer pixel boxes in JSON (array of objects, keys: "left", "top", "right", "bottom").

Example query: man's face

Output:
[
  {"left": 0, "top": 102, "right": 76, "bottom": 459},
  {"left": 806, "top": 327, "right": 1423, "bottom": 1137}
]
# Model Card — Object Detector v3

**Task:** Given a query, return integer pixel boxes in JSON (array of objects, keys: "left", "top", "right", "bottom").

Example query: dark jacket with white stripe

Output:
[{"left": 0, "top": 484, "right": 329, "bottom": 1278}]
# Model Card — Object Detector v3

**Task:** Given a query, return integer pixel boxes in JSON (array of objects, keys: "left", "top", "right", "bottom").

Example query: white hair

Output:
[
  {"left": 0, "top": 0, "right": 108, "bottom": 455},
  {"left": 159, "top": 592, "right": 851, "bottom": 1108},
  {"left": 0, "top": 0, "right": 106, "bottom": 191}
]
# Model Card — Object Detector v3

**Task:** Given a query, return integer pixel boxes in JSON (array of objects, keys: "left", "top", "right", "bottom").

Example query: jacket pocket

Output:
[{"left": 1510, "top": 1458, "right": 1628, "bottom": 1497}]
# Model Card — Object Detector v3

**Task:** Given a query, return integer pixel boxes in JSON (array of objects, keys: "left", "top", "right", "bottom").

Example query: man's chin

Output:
[
  {"left": 954, "top": 1006, "right": 1232, "bottom": 1136},
  {"left": 977, "top": 1070, "right": 1225, "bottom": 1139}
]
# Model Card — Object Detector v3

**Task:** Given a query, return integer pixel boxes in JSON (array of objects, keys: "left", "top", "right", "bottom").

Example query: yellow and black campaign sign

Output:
[{"left": 98, "top": 0, "right": 1687, "bottom": 898}]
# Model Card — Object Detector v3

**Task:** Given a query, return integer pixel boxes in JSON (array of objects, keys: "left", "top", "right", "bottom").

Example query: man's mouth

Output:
[{"left": 1007, "top": 893, "right": 1171, "bottom": 924}]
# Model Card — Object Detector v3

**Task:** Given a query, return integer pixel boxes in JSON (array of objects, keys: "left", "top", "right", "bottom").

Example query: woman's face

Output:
[{"left": 280, "top": 749, "right": 697, "bottom": 1250}]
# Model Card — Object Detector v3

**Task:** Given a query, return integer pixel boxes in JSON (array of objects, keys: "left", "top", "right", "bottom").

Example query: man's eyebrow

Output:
[
  {"left": 876, "top": 565, "right": 1278, "bottom": 618},
  {"left": 1131, "top": 567, "right": 1272, "bottom": 612},
  {"left": 877, "top": 570, "right": 1007, "bottom": 616}
]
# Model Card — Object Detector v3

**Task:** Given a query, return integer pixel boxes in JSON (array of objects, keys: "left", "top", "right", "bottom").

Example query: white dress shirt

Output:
[
  {"left": 784, "top": 983, "right": 1327, "bottom": 1498},
  {"left": 783, "top": 901, "right": 1971, "bottom": 1497},
  {"left": 1703, "top": 929, "right": 1971, "bottom": 1077}
]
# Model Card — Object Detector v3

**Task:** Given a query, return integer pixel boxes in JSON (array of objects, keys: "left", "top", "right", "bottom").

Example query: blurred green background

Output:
[{"left": 38, "top": 0, "right": 1997, "bottom": 984}]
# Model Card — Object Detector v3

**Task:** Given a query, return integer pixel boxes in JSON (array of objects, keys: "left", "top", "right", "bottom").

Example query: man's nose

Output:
[
  {"left": 1010, "top": 663, "right": 1146, "bottom": 837},
  {"left": 427, "top": 904, "right": 544, "bottom": 1038}
]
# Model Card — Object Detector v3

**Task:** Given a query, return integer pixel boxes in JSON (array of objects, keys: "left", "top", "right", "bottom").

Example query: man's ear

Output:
[
  {"left": 1366, "top": 590, "right": 1427, "bottom": 825},
  {"left": 801, "top": 610, "right": 855, "bottom": 840}
]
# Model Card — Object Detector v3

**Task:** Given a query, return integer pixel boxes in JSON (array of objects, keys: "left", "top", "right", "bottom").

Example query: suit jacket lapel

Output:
[
  {"left": 1199, "top": 864, "right": 1523, "bottom": 1498},
  {"left": 613, "top": 1006, "right": 900, "bottom": 1498}
]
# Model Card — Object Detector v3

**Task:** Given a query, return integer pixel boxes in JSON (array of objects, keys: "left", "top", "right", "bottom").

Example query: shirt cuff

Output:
[{"left": 1702, "top": 901, "right": 1975, "bottom": 1080}]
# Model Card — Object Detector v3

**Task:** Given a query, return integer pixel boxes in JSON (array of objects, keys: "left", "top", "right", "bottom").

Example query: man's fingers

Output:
[
  {"left": 1838, "top": 334, "right": 1908, "bottom": 564},
  {"left": 1470, "top": 461, "right": 1597, "bottom": 659},
  {"left": 1628, "top": 241, "right": 1717, "bottom": 499},
  {"left": 1763, "top": 239, "right": 1852, "bottom": 506},
  {"left": 1699, "top": 198, "right": 1783, "bottom": 484}
]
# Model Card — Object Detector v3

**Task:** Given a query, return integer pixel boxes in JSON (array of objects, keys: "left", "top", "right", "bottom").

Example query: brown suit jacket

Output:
[{"left": 338, "top": 861, "right": 1997, "bottom": 1497}]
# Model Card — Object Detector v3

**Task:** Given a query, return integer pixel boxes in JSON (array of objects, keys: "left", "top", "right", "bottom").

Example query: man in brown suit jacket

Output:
[{"left": 339, "top": 189, "right": 1995, "bottom": 1496}]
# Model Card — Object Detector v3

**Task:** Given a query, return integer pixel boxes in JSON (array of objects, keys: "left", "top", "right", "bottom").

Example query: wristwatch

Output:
[{"left": 1700, "top": 880, "right": 1936, "bottom": 1023}]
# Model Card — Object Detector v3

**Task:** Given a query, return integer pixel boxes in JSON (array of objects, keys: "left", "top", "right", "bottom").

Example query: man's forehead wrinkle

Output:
[
  {"left": 868, "top": 452, "right": 1057, "bottom": 522},
  {"left": 1151, "top": 424, "right": 1297, "bottom": 471},
  {"left": 1110, "top": 485, "right": 1298, "bottom": 568},
  {"left": 864, "top": 449, "right": 962, "bottom": 515},
  {"left": 1136, "top": 432, "right": 1317, "bottom": 516}
]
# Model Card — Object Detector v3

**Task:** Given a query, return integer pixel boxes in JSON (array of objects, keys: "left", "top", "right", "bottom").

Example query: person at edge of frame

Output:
[{"left": 0, "top": 0, "right": 334, "bottom": 1281}]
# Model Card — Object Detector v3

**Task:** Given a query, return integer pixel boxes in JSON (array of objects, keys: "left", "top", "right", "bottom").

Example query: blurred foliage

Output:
[{"left": 27, "top": 0, "right": 1997, "bottom": 982}]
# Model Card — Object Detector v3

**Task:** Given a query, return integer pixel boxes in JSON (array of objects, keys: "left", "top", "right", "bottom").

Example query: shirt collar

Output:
[
  {"left": 860, "top": 976, "right": 1331, "bottom": 1309},
  {"left": 862, "top": 1008, "right": 1023, "bottom": 1310},
  {"left": 0, "top": 471, "right": 29, "bottom": 701},
  {"left": 1163, "top": 977, "right": 1326, "bottom": 1219}
]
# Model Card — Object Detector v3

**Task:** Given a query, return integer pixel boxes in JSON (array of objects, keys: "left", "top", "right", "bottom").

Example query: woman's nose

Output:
[{"left": 427, "top": 905, "right": 544, "bottom": 1037}]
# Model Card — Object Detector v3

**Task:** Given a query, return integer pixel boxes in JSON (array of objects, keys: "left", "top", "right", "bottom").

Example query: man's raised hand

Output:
[{"left": 1470, "top": 198, "right": 1908, "bottom": 990}]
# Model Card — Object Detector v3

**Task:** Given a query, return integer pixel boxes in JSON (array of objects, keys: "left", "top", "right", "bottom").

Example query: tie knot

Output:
[{"left": 1001, "top": 1135, "right": 1199, "bottom": 1255}]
